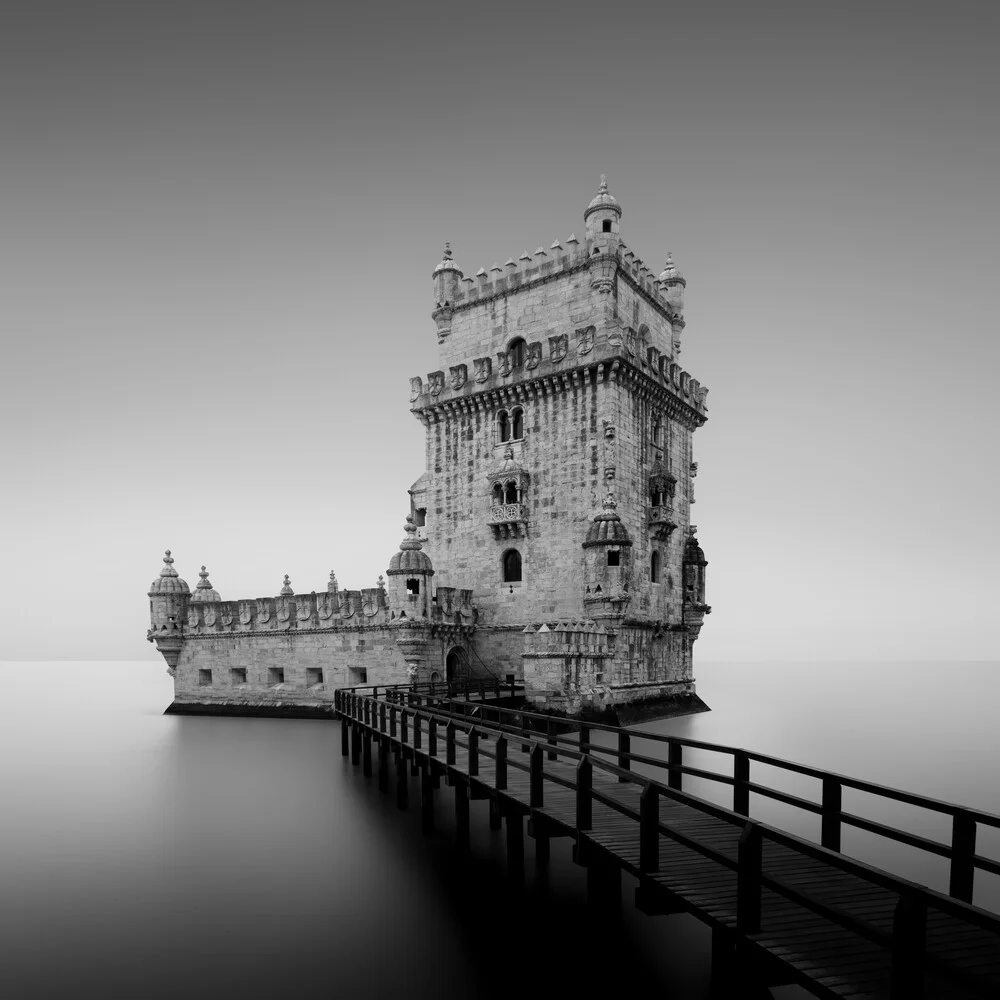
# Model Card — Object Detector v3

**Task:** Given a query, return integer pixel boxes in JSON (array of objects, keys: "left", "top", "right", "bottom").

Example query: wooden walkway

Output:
[{"left": 335, "top": 686, "right": 1000, "bottom": 999}]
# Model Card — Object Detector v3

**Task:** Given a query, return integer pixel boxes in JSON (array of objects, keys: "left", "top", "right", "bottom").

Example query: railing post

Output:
[
  {"left": 389, "top": 706, "right": 397, "bottom": 739},
  {"left": 521, "top": 714, "right": 530, "bottom": 753},
  {"left": 617, "top": 731, "right": 631, "bottom": 783},
  {"left": 379, "top": 703, "right": 386, "bottom": 734},
  {"left": 890, "top": 892, "right": 927, "bottom": 1000},
  {"left": 493, "top": 679, "right": 500, "bottom": 700},
  {"left": 530, "top": 744, "right": 544, "bottom": 807},
  {"left": 364, "top": 698, "right": 371, "bottom": 728},
  {"left": 949, "top": 810, "right": 977, "bottom": 903},
  {"left": 479, "top": 680, "right": 486, "bottom": 701},
  {"left": 341, "top": 714, "right": 349, "bottom": 756},
  {"left": 428, "top": 718, "right": 438, "bottom": 758},
  {"left": 547, "top": 717, "right": 558, "bottom": 761},
  {"left": 668, "top": 740, "right": 683, "bottom": 791},
  {"left": 468, "top": 728, "right": 479, "bottom": 777},
  {"left": 736, "top": 822, "right": 763, "bottom": 935},
  {"left": 351, "top": 723, "right": 362, "bottom": 766},
  {"left": 640, "top": 784, "right": 660, "bottom": 872},
  {"left": 821, "top": 777, "right": 842, "bottom": 852},
  {"left": 464, "top": 684, "right": 471, "bottom": 702},
  {"left": 508, "top": 673, "right": 516, "bottom": 700},
  {"left": 579, "top": 724, "right": 590, "bottom": 756},
  {"left": 576, "top": 758, "right": 592, "bottom": 830},
  {"left": 421, "top": 763, "right": 434, "bottom": 834},
  {"left": 362, "top": 731, "right": 372, "bottom": 776},
  {"left": 733, "top": 751, "right": 750, "bottom": 816},
  {"left": 495, "top": 736, "right": 507, "bottom": 791},
  {"left": 413, "top": 712, "right": 422, "bottom": 751},
  {"left": 400, "top": 709, "right": 408, "bottom": 745},
  {"left": 446, "top": 722, "right": 456, "bottom": 766}
]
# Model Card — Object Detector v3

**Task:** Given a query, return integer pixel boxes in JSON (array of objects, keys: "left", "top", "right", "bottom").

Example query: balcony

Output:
[
  {"left": 488, "top": 502, "right": 527, "bottom": 538},
  {"left": 647, "top": 505, "right": 677, "bottom": 540}
]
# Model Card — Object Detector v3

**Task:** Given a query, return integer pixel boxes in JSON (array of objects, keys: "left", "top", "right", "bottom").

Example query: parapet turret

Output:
[
  {"left": 585, "top": 174, "right": 622, "bottom": 293},
  {"left": 385, "top": 514, "right": 434, "bottom": 619},
  {"left": 583, "top": 493, "right": 633, "bottom": 619},
  {"left": 147, "top": 550, "right": 189, "bottom": 672},
  {"left": 431, "top": 243, "right": 463, "bottom": 342}
]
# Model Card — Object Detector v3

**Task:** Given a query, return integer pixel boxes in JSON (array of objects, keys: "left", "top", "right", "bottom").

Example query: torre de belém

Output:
[{"left": 147, "top": 177, "right": 712, "bottom": 721}]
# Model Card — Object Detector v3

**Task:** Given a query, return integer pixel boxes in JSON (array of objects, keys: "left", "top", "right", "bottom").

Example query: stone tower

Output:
[{"left": 409, "top": 177, "right": 711, "bottom": 715}]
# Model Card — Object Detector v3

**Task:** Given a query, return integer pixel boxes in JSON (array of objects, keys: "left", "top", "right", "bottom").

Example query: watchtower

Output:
[{"left": 409, "top": 177, "right": 711, "bottom": 713}]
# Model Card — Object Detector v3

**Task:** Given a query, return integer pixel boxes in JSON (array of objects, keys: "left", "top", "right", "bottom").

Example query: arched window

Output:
[
  {"left": 511, "top": 407, "right": 524, "bottom": 440},
  {"left": 602, "top": 219, "right": 612, "bottom": 233},
  {"left": 492, "top": 483, "right": 504, "bottom": 505},
  {"left": 652, "top": 415, "right": 661, "bottom": 447},
  {"left": 509, "top": 338, "right": 526, "bottom": 369},
  {"left": 504, "top": 481, "right": 518, "bottom": 505},
  {"left": 502, "top": 549, "right": 522, "bottom": 583},
  {"left": 651, "top": 551, "right": 661, "bottom": 584},
  {"left": 498, "top": 410, "right": 510, "bottom": 442}
]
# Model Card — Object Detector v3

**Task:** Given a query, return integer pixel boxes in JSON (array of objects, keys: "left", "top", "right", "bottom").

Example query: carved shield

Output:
[
  {"left": 548, "top": 334, "right": 568, "bottom": 362},
  {"left": 427, "top": 371, "right": 444, "bottom": 396},
  {"left": 203, "top": 607, "right": 217, "bottom": 628},
  {"left": 496, "top": 350, "right": 511, "bottom": 377},
  {"left": 449, "top": 363, "right": 467, "bottom": 390},
  {"left": 239, "top": 601, "right": 254, "bottom": 627},
  {"left": 576, "top": 325, "right": 595, "bottom": 356},
  {"left": 186, "top": 607, "right": 200, "bottom": 629},
  {"left": 409, "top": 376, "right": 423, "bottom": 402},
  {"left": 256, "top": 599, "right": 272, "bottom": 625},
  {"left": 473, "top": 357, "right": 492, "bottom": 383},
  {"left": 525, "top": 342, "right": 542, "bottom": 370}
]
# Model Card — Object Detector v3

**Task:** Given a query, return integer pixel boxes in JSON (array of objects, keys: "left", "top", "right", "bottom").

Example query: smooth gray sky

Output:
[{"left": 2, "top": 1, "right": 997, "bottom": 662}]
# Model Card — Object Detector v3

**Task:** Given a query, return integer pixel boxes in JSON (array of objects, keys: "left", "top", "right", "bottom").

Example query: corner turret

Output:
[
  {"left": 682, "top": 527, "right": 711, "bottom": 636},
  {"left": 582, "top": 493, "right": 633, "bottom": 618},
  {"left": 585, "top": 175, "right": 622, "bottom": 293},
  {"left": 386, "top": 515, "right": 435, "bottom": 618},
  {"left": 147, "top": 550, "right": 189, "bottom": 672},
  {"left": 659, "top": 253, "right": 687, "bottom": 356},
  {"left": 431, "top": 243, "right": 463, "bottom": 342}
]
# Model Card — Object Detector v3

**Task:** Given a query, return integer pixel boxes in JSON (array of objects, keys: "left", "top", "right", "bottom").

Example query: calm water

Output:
[{"left": 0, "top": 661, "right": 997, "bottom": 999}]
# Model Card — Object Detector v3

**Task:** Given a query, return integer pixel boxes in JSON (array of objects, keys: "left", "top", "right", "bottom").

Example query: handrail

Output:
[{"left": 335, "top": 684, "right": 1000, "bottom": 910}]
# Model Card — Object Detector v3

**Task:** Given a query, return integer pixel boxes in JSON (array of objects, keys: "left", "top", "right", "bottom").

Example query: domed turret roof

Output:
[
  {"left": 387, "top": 515, "right": 435, "bottom": 575},
  {"left": 683, "top": 531, "right": 707, "bottom": 566},
  {"left": 649, "top": 457, "right": 677, "bottom": 483},
  {"left": 583, "top": 494, "right": 633, "bottom": 547},
  {"left": 189, "top": 565, "right": 222, "bottom": 603},
  {"left": 432, "top": 242, "right": 463, "bottom": 277},
  {"left": 149, "top": 550, "right": 190, "bottom": 595},
  {"left": 584, "top": 174, "right": 623, "bottom": 220},
  {"left": 659, "top": 252, "right": 684, "bottom": 283}
]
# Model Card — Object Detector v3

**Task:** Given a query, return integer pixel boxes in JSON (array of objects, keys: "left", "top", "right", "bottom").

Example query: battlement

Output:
[{"left": 442, "top": 237, "right": 680, "bottom": 317}]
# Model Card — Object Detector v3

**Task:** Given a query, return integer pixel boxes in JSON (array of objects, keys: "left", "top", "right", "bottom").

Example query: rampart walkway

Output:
[{"left": 334, "top": 682, "right": 1000, "bottom": 999}]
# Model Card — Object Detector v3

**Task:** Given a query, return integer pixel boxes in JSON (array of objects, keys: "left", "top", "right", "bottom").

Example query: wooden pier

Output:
[{"left": 334, "top": 682, "right": 1000, "bottom": 999}]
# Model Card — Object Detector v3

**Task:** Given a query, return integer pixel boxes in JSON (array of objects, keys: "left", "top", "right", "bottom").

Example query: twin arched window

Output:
[
  {"left": 491, "top": 481, "right": 519, "bottom": 505},
  {"left": 498, "top": 406, "right": 524, "bottom": 443},
  {"left": 502, "top": 549, "right": 522, "bottom": 583}
]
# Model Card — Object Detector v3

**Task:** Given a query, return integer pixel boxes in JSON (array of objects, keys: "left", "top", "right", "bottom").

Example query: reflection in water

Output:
[{"left": 0, "top": 661, "right": 996, "bottom": 998}]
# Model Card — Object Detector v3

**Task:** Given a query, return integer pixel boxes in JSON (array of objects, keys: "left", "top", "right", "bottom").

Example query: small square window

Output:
[
  {"left": 268, "top": 667, "right": 285, "bottom": 687},
  {"left": 231, "top": 667, "right": 247, "bottom": 686},
  {"left": 607, "top": 550, "right": 620, "bottom": 566},
  {"left": 306, "top": 668, "right": 323, "bottom": 687},
  {"left": 349, "top": 667, "right": 368, "bottom": 685},
  {"left": 198, "top": 669, "right": 212, "bottom": 687},
  {"left": 602, "top": 219, "right": 612, "bottom": 233}
]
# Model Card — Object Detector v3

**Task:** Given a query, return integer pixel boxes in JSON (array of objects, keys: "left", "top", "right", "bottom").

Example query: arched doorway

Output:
[{"left": 446, "top": 646, "right": 469, "bottom": 683}]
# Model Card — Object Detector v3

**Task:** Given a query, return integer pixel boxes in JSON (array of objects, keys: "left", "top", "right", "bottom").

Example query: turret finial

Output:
[
  {"left": 404, "top": 514, "right": 417, "bottom": 535},
  {"left": 599, "top": 173, "right": 608, "bottom": 193},
  {"left": 159, "top": 550, "right": 179, "bottom": 578},
  {"left": 328, "top": 570, "right": 338, "bottom": 593},
  {"left": 602, "top": 492, "right": 618, "bottom": 512},
  {"left": 443, "top": 242, "right": 452, "bottom": 259},
  {"left": 280, "top": 574, "right": 294, "bottom": 596}
]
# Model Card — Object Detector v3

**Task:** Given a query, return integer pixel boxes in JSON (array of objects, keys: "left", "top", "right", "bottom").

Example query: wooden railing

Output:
[
  {"left": 335, "top": 685, "right": 1000, "bottom": 908},
  {"left": 335, "top": 686, "right": 1000, "bottom": 998}
]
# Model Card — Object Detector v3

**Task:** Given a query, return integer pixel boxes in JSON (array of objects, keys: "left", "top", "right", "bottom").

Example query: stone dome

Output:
[
  {"left": 432, "top": 242, "right": 463, "bottom": 278},
  {"left": 584, "top": 175, "right": 622, "bottom": 220},
  {"left": 189, "top": 566, "right": 221, "bottom": 603},
  {"left": 148, "top": 550, "right": 190, "bottom": 595},
  {"left": 583, "top": 494, "right": 633, "bottom": 548},
  {"left": 387, "top": 516, "right": 435, "bottom": 575},
  {"left": 683, "top": 533, "right": 707, "bottom": 566},
  {"left": 658, "top": 252, "right": 684, "bottom": 284}
]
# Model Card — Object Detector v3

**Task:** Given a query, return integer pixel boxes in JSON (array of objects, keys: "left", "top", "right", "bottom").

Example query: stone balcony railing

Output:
[
  {"left": 488, "top": 502, "right": 527, "bottom": 538},
  {"left": 648, "top": 505, "right": 678, "bottom": 540}
]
